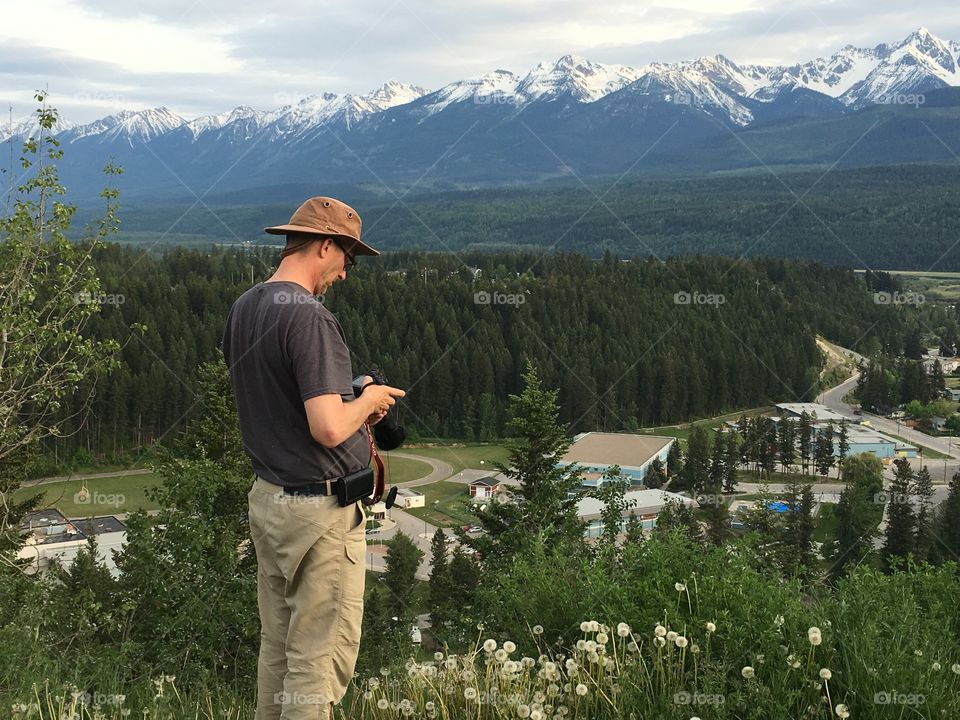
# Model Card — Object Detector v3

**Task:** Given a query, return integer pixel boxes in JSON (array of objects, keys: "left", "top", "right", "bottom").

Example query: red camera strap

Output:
[{"left": 364, "top": 421, "right": 386, "bottom": 504}]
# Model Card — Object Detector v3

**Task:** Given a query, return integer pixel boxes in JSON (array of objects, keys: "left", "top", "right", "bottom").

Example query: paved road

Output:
[
  {"left": 22, "top": 468, "right": 154, "bottom": 488},
  {"left": 818, "top": 349, "right": 960, "bottom": 460},
  {"left": 364, "top": 506, "right": 452, "bottom": 581},
  {"left": 387, "top": 452, "right": 454, "bottom": 488}
]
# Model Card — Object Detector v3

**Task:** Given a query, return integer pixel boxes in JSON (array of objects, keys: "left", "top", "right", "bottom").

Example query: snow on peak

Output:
[
  {"left": 416, "top": 70, "right": 520, "bottom": 116},
  {"left": 64, "top": 107, "right": 185, "bottom": 144},
  {"left": 184, "top": 105, "right": 270, "bottom": 141},
  {"left": 365, "top": 80, "right": 428, "bottom": 110},
  {"left": 516, "top": 55, "right": 641, "bottom": 102},
  {"left": 0, "top": 113, "right": 74, "bottom": 142}
]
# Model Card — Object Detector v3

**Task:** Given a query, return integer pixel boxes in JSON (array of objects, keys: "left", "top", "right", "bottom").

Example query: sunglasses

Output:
[{"left": 332, "top": 239, "right": 357, "bottom": 270}]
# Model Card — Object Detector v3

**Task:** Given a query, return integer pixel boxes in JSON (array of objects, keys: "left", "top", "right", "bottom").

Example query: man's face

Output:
[{"left": 314, "top": 238, "right": 354, "bottom": 295}]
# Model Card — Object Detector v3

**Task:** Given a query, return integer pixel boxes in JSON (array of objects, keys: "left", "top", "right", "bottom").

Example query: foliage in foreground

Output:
[{"left": 3, "top": 531, "right": 960, "bottom": 720}]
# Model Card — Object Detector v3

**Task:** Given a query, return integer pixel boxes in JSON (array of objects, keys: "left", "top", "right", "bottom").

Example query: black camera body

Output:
[{"left": 352, "top": 370, "right": 406, "bottom": 451}]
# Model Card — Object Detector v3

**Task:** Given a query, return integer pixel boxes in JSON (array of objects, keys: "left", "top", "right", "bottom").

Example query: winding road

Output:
[{"left": 818, "top": 345, "right": 960, "bottom": 465}]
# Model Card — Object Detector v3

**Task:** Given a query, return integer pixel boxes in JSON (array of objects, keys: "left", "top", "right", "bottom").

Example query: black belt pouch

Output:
[{"left": 337, "top": 466, "right": 374, "bottom": 507}]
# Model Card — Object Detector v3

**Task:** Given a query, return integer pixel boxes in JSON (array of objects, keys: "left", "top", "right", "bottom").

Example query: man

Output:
[{"left": 221, "top": 196, "right": 405, "bottom": 720}]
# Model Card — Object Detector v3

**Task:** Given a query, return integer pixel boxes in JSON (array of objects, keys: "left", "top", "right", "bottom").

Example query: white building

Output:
[
  {"left": 577, "top": 489, "right": 698, "bottom": 538},
  {"left": 395, "top": 488, "right": 425, "bottom": 509},
  {"left": 558, "top": 432, "right": 675, "bottom": 489},
  {"left": 774, "top": 402, "right": 848, "bottom": 423},
  {"left": 18, "top": 509, "right": 127, "bottom": 578}
]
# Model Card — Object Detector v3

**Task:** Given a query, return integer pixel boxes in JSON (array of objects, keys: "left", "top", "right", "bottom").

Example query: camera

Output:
[{"left": 352, "top": 370, "right": 406, "bottom": 451}]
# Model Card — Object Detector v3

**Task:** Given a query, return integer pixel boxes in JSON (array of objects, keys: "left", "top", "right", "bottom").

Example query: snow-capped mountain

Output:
[
  {"left": 516, "top": 54, "right": 642, "bottom": 103},
  {"left": 750, "top": 27, "right": 960, "bottom": 107},
  {"left": 10, "top": 28, "right": 959, "bottom": 142},
  {"left": 6, "top": 28, "right": 960, "bottom": 200},
  {"left": 62, "top": 107, "right": 187, "bottom": 145},
  {"left": 0, "top": 113, "right": 75, "bottom": 142}
]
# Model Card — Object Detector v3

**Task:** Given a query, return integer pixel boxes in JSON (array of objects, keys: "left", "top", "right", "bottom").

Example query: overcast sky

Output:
[{"left": 2, "top": 0, "right": 958, "bottom": 123}]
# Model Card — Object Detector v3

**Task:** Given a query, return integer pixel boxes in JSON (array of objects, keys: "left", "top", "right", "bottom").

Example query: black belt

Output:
[{"left": 281, "top": 478, "right": 343, "bottom": 496}]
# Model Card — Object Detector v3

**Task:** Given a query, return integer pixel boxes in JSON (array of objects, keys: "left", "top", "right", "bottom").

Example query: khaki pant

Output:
[{"left": 248, "top": 476, "right": 367, "bottom": 720}]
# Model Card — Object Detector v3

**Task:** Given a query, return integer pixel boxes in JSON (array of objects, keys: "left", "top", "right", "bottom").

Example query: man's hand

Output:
[
  {"left": 304, "top": 384, "right": 405, "bottom": 448},
  {"left": 366, "top": 409, "right": 389, "bottom": 426}
]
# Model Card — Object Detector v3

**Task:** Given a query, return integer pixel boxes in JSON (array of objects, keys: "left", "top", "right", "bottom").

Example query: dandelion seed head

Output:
[
  {"left": 616, "top": 623, "right": 631, "bottom": 637},
  {"left": 741, "top": 666, "right": 755, "bottom": 679},
  {"left": 705, "top": 622, "right": 716, "bottom": 633},
  {"left": 675, "top": 582, "right": 686, "bottom": 592},
  {"left": 575, "top": 683, "right": 588, "bottom": 696},
  {"left": 819, "top": 668, "right": 832, "bottom": 680},
  {"left": 835, "top": 703, "right": 850, "bottom": 718}
]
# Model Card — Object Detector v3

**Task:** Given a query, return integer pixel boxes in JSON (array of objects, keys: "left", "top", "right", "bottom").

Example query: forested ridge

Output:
[
  {"left": 106, "top": 164, "right": 960, "bottom": 269},
  {"left": 41, "top": 244, "right": 954, "bottom": 470}
]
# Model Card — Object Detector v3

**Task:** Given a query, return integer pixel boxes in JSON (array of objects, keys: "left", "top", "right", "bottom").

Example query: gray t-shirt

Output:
[{"left": 221, "top": 280, "right": 370, "bottom": 487}]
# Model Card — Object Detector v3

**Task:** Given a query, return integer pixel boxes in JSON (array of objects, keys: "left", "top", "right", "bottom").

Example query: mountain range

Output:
[{"left": 4, "top": 27, "right": 960, "bottom": 204}]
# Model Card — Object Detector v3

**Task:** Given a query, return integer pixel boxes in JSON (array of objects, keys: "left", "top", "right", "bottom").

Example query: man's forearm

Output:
[{"left": 323, "top": 395, "right": 378, "bottom": 448}]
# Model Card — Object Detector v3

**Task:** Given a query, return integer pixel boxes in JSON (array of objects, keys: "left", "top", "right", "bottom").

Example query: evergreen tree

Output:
[
  {"left": 912, "top": 466, "right": 935, "bottom": 561},
  {"left": 757, "top": 418, "right": 778, "bottom": 479},
  {"left": 931, "top": 360, "right": 946, "bottom": 396},
  {"left": 666, "top": 441, "right": 683, "bottom": 479},
  {"left": 797, "top": 411, "right": 812, "bottom": 475},
  {"left": 777, "top": 418, "right": 796, "bottom": 473},
  {"left": 701, "top": 484, "right": 731, "bottom": 546},
  {"left": 461, "top": 363, "right": 584, "bottom": 565},
  {"left": 882, "top": 458, "right": 916, "bottom": 572},
  {"left": 722, "top": 432, "right": 740, "bottom": 493},
  {"left": 678, "top": 426, "right": 710, "bottom": 493},
  {"left": 644, "top": 457, "right": 666, "bottom": 490},
  {"left": 383, "top": 531, "right": 425, "bottom": 620},
  {"left": 708, "top": 434, "right": 726, "bottom": 489},
  {"left": 779, "top": 474, "right": 816, "bottom": 578},
  {"left": 836, "top": 420, "right": 850, "bottom": 480},
  {"left": 931, "top": 469, "right": 960, "bottom": 565},
  {"left": 829, "top": 455, "right": 883, "bottom": 580},
  {"left": 440, "top": 546, "right": 481, "bottom": 646},
  {"left": 814, "top": 425, "right": 835, "bottom": 478},
  {"left": 428, "top": 528, "right": 451, "bottom": 626}
]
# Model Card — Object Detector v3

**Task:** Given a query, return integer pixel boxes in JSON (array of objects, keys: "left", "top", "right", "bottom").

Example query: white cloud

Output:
[
  {"left": 1, "top": 0, "right": 958, "bottom": 122},
  {"left": 2, "top": 0, "right": 239, "bottom": 75}
]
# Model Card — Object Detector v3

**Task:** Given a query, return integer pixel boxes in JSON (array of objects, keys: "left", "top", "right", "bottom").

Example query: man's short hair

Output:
[{"left": 280, "top": 232, "right": 325, "bottom": 259}]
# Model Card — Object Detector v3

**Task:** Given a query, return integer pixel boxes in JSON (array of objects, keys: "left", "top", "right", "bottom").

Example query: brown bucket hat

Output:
[{"left": 265, "top": 196, "right": 379, "bottom": 256}]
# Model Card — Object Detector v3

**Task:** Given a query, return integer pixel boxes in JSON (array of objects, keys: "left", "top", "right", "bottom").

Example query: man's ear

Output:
[{"left": 318, "top": 237, "right": 335, "bottom": 258}]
